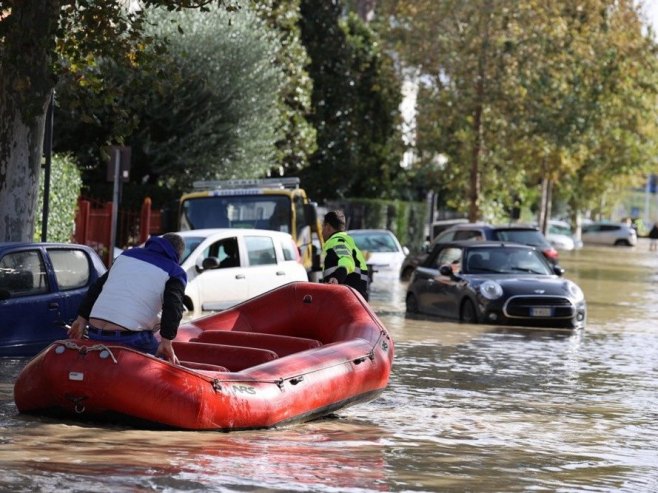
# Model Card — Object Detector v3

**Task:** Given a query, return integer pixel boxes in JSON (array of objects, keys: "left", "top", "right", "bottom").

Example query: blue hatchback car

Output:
[{"left": 0, "top": 242, "right": 106, "bottom": 357}]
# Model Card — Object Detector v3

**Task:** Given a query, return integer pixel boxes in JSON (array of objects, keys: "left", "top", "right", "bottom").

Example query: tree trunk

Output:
[
  {"left": 468, "top": 8, "right": 491, "bottom": 223},
  {"left": 468, "top": 100, "right": 482, "bottom": 223},
  {"left": 538, "top": 176, "right": 552, "bottom": 234},
  {"left": 0, "top": 0, "right": 59, "bottom": 242},
  {"left": 0, "top": 100, "right": 51, "bottom": 242}
]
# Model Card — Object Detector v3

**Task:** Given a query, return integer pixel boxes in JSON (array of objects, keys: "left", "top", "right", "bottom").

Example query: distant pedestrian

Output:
[{"left": 649, "top": 222, "right": 658, "bottom": 252}]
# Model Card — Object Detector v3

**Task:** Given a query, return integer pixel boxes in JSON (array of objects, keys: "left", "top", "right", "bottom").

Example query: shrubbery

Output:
[{"left": 34, "top": 154, "right": 82, "bottom": 243}]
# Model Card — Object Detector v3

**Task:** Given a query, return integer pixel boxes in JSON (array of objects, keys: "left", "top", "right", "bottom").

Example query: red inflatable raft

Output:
[{"left": 14, "top": 282, "right": 394, "bottom": 431}]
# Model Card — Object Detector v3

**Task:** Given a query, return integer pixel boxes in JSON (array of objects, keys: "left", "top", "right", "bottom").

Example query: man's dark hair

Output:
[
  {"left": 324, "top": 210, "right": 346, "bottom": 231},
  {"left": 162, "top": 233, "right": 185, "bottom": 261}
]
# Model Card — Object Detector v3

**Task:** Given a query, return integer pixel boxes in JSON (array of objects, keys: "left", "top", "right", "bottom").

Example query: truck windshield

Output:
[{"left": 180, "top": 195, "right": 292, "bottom": 233}]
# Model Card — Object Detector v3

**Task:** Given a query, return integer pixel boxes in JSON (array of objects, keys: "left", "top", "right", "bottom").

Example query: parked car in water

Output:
[
  {"left": 399, "top": 222, "right": 559, "bottom": 281},
  {"left": 405, "top": 241, "right": 586, "bottom": 329},
  {"left": 581, "top": 221, "right": 637, "bottom": 247},
  {"left": 0, "top": 242, "right": 107, "bottom": 356},
  {"left": 177, "top": 229, "right": 308, "bottom": 315},
  {"left": 347, "top": 229, "right": 409, "bottom": 278},
  {"left": 546, "top": 220, "right": 581, "bottom": 250}
]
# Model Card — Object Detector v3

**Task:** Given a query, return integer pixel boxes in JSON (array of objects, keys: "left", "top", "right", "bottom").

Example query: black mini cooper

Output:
[{"left": 405, "top": 241, "right": 586, "bottom": 329}]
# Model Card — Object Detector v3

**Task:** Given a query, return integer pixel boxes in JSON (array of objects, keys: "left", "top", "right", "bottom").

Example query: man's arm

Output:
[
  {"left": 159, "top": 278, "right": 186, "bottom": 341},
  {"left": 322, "top": 248, "right": 349, "bottom": 283},
  {"left": 156, "top": 278, "right": 186, "bottom": 364},
  {"left": 67, "top": 272, "right": 108, "bottom": 339}
]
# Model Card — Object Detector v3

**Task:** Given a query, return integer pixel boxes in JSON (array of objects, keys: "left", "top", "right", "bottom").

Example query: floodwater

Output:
[{"left": 2, "top": 242, "right": 658, "bottom": 492}]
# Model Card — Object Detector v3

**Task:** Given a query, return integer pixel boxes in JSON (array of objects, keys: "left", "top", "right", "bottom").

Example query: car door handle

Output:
[
  {"left": 276, "top": 271, "right": 286, "bottom": 276},
  {"left": 48, "top": 302, "right": 59, "bottom": 309},
  {"left": 235, "top": 274, "right": 246, "bottom": 279}
]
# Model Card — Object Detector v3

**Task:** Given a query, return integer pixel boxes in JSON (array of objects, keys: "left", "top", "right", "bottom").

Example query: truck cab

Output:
[{"left": 178, "top": 178, "right": 323, "bottom": 280}]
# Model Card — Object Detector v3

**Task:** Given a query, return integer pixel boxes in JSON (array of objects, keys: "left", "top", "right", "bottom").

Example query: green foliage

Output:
[
  {"left": 0, "top": 0, "right": 247, "bottom": 242},
  {"left": 34, "top": 154, "right": 83, "bottom": 243},
  {"left": 377, "top": 0, "right": 658, "bottom": 222},
  {"left": 327, "top": 197, "right": 426, "bottom": 250},
  {"left": 298, "top": 1, "right": 405, "bottom": 203},
  {"left": 249, "top": 0, "right": 317, "bottom": 174},
  {"left": 139, "top": 6, "right": 286, "bottom": 186},
  {"left": 55, "top": 4, "right": 286, "bottom": 191}
]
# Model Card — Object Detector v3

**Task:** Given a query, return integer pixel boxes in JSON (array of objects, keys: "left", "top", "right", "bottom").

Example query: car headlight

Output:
[
  {"left": 565, "top": 281, "right": 584, "bottom": 302},
  {"left": 480, "top": 280, "right": 503, "bottom": 300}
]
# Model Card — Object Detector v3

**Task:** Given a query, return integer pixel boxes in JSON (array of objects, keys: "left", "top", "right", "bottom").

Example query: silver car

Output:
[{"left": 581, "top": 222, "right": 637, "bottom": 246}]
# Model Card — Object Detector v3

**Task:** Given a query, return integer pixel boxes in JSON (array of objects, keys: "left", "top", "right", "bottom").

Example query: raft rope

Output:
[
  {"left": 57, "top": 340, "right": 118, "bottom": 363},
  {"left": 56, "top": 330, "right": 392, "bottom": 394}
]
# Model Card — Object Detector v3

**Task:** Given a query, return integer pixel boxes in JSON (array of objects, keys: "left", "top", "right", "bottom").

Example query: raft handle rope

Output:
[{"left": 57, "top": 340, "right": 118, "bottom": 364}]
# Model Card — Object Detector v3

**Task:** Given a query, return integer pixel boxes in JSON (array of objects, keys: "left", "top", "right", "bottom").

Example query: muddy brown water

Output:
[{"left": 1, "top": 242, "right": 657, "bottom": 492}]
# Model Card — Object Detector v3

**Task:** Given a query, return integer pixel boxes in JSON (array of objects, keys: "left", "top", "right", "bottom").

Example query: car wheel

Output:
[
  {"left": 406, "top": 293, "right": 419, "bottom": 313},
  {"left": 614, "top": 239, "right": 631, "bottom": 246},
  {"left": 460, "top": 299, "right": 478, "bottom": 324}
]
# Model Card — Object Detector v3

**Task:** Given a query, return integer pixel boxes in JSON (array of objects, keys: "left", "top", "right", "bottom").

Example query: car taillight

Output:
[
  {"left": 544, "top": 247, "right": 559, "bottom": 260},
  {"left": 292, "top": 239, "right": 303, "bottom": 264}
]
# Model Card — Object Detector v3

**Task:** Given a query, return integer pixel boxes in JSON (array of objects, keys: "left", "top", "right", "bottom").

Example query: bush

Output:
[{"left": 34, "top": 154, "right": 82, "bottom": 242}]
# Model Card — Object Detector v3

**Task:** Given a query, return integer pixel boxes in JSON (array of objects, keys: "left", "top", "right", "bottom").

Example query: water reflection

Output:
[{"left": 1, "top": 245, "right": 658, "bottom": 491}]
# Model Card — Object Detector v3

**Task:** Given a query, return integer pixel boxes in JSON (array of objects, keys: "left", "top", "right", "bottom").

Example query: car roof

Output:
[
  {"left": 347, "top": 229, "right": 395, "bottom": 234},
  {"left": 0, "top": 242, "right": 96, "bottom": 251},
  {"left": 445, "top": 223, "right": 540, "bottom": 232},
  {"left": 437, "top": 240, "right": 537, "bottom": 250},
  {"left": 175, "top": 228, "right": 293, "bottom": 239},
  {"left": 585, "top": 221, "right": 628, "bottom": 226}
]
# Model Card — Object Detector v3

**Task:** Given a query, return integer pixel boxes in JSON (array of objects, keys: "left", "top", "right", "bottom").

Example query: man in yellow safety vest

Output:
[{"left": 321, "top": 210, "right": 370, "bottom": 301}]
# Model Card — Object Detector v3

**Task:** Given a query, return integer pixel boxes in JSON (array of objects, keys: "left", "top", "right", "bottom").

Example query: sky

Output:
[{"left": 642, "top": 0, "right": 658, "bottom": 36}]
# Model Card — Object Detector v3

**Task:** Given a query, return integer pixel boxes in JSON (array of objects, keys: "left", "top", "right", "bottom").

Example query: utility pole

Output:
[{"left": 41, "top": 91, "right": 54, "bottom": 242}]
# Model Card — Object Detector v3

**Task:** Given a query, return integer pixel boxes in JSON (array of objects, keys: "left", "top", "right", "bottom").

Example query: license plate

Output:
[{"left": 530, "top": 307, "right": 552, "bottom": 317}]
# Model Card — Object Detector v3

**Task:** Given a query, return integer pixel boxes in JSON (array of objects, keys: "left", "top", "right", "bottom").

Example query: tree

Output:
[
  {"left": 55, "top": 4, "right": 286, "bottom": 191},
  {"left": 250, "top": 0, "right": 317, "bottom": 175},
  {"left": 298, "top": 0, "right": 404, "bottom": 203},
  {"left": 0, "top": 0, "right": 241, "bottom": 242},
  {"left": 34, "top": 153, "right": 82, "bottom": 242},
  {"left": 377, "top": 0, "right": 658, "bottom": 224}
]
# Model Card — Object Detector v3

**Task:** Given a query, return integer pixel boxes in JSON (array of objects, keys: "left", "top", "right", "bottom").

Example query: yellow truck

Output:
[{"left": 178, "top": 178, "right": 324, "bottom": 280}]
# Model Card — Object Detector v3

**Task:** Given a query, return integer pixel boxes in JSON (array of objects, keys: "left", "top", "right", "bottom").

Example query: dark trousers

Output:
[{"left": 87, "top": 327, "right": 159, "bottom": 355}]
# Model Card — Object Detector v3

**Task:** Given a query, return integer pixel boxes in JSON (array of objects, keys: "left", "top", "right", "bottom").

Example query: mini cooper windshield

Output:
[{"left": 463, "top": 247, "right": 552, "bottom": 275}]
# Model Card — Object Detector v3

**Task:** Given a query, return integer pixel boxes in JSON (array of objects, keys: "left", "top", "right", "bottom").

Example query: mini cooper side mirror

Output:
[{"left": 439, "top": 264, "right": 454, "bottom": 277}]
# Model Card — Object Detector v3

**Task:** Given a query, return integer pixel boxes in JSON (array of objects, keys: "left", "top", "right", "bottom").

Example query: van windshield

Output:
[{"left": 180, "top": 195, "right": 292, "bottom": 233}]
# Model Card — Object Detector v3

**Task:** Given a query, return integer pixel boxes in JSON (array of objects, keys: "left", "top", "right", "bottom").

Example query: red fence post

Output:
[
  {"left": 104, "top": 202, "right": 113, "bottom": 266},
  {"left": 74, "top": 199, "right": 90, "bottom": 244},
  {"left": 140, "top": 197, "right": 152, "bottom": 244}
]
